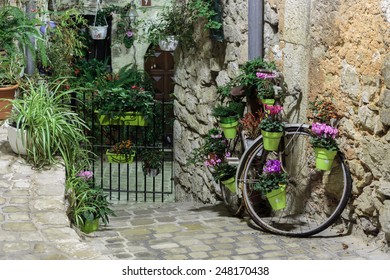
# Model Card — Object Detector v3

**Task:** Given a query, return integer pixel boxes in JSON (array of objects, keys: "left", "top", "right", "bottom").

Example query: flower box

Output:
[
  {"left": 98, "top": 112, "right": 147, "bottom": 126},
  {"left": 106, "top": 150, "right": 136, "bottom": 164}
]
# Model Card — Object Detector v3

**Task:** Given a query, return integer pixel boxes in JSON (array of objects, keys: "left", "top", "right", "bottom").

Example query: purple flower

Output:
[
  {"left": 256, "top": 72, "right": 277, "bottom": 79},
  {"left": 311, "top": 122, "right": 338, "bottom": 139},
  {"left": 126, "top": 31, "right": 134, "bottom": 38},
  {"left": 263, "top": 160, "right": 282, "bottom": 174},
  {"left": 77, "top": 170, "right": 93, "bottom": 180}
]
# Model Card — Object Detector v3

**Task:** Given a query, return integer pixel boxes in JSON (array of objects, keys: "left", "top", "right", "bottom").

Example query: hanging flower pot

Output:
[
  {"left": 220, "top": 117, "right": 239, "bottom": 139},
  {"left": 159, "top": 35, "right": 179, "bottom": 51},
  {"left": 97, "top": 111, "right": 147, "bottom": 126},
  {"left": 144, "top": 168, "right": 160, "bottom": 177},
  {"left": 261, "top": 98, "right": 275, "bottom": 106},
  {"left": 89, "top": 25, "right": 108, "bottom": 40},
  {"left": 89, "top": 1, "right": 108, "bottom": 40},
  {"left": 261, "top": 130, "right": 283, "bottom": 151},
  {"left": 221, "top": 177, "right": 236, "bottom": 193},
  {"left": 80, "top": 218, "right": 99, "bottom": 234},
  {"left": 314, "top": 148, "right": 337, "bottom": 171},
  {"left": 265, "top": 185, "right": 286, "bottom": 211}
]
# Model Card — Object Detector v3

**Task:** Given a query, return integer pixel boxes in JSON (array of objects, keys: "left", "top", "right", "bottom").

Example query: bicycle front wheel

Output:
[{"left": 240, "top": 125, "right": 352, "bottom": 237}]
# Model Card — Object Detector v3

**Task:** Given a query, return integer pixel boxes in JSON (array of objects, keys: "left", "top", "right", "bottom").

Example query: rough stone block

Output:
[{"left": 382, "top": 54, "right": 390, "bottom": 88}]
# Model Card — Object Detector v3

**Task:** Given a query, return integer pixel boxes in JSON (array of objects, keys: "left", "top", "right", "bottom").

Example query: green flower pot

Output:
[
  {"left": 80, "top": 218, "right": 99, "bottom": 234},
  {"left": 266, "top": 185, "right": 286, "bottom": 211},
  {"left": 221, "top": 177, "right": 236, "bottom": 193},
  {"left": 261, "top": 98, "right": 275, "bottom": 106},
  {"left": 314, "top": 148, "right": 337, "bottom": 171},
  {"left": 98, "top": 112, "right": 147, "bottom": 126},
  {"left": 261, "top": 130, "right": 283, "bottom": 151},
  {"left": 220, "top": 119, "right": 239, "bottom": 139},
  {"left": 106, "top": 150, "right": 136, "bottom": 164}
]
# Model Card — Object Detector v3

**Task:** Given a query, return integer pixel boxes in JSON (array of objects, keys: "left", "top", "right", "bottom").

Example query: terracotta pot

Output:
[{"left": 0, "top": 84, "right": 18, "bottom": 120}]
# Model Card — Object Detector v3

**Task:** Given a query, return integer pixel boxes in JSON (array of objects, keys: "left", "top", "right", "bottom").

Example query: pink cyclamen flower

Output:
[
  {"left": 77, "top": 170, "right": 93, "bottom": 180},
  {"left": 311, "top": 122, "right": 338, "bottom": 138},
  {"left": 256, "top": 72, "right": 277, "bottom": 79},
  {"left": 265, "top": 105, "right": 283, "bottom": 115}
]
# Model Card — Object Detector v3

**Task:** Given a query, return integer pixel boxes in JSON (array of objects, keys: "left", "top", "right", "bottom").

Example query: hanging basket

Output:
[
  {"left": 265, "top": 185, "right": 286, "bottom": 211},
  {"left": 314, "top": 148, "right": 337, "bottom": 171},
  {"left": 89, "top": 0, "right": 108, "bottom": 40},
  {"left": 261, "top": 130, "right": 283, "bottom": 151},
  {"left": 89, "top": 25, "right": 108, "bottom": 40}
]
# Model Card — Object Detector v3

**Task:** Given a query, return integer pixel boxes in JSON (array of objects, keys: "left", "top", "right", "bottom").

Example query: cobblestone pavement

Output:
[
  {"left": 83, "top": 201, "right": 390, "bottom": 260},
  {"left": 1, "top": 124, "right": 390, "bottom": 260}
]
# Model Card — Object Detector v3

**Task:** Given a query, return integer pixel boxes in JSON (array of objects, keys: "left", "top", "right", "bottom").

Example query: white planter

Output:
[
  {"left": 89, "top": 25, "right": 108, "bottom": 40},
  {"left": 158, "top": 36, "right": 179, "bottom": 51},
  {"left": 5, "top": 121, "right": 27, "bottom": 155}
]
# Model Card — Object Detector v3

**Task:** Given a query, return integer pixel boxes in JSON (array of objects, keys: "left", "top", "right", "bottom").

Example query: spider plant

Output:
[{"left": 8, "top": 78, "right": 90, "bottom": 173}]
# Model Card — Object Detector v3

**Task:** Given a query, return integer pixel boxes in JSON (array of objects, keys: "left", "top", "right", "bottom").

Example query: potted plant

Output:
[
  {"left": 6, "top": 79, "right": 89, "bottom": 173},
  {"left": 94, "top": 85, "right": 154, "bottom": 126},
  {"left": 260, "top": 104, "right": 284, "bottom": 151},
  {"left": 310, "top": 122, "right": 339, "bottom": 171},
  {"left": 187, "top": 128, "right": 228, "bottom": 169},
  {"left": 212, "top": 101, "right": 244, "bottom": 139},
  {"left": 213, "top": 162, "right": 237, "bottom": 193},
  {"left": 89, "top": 5, "right": 109, "bottom": 40},
  {"left": 66, "top": 170, "right": 115, "bottom": 234},
  {"left": 253, "top": 159, "right": 288, "bottom": 210},
  {"left": 106, "top": 139, "right": 136, "bottom": 164},
  {"left": 141, "top": 148, "right": 164, "bottom": 177}
]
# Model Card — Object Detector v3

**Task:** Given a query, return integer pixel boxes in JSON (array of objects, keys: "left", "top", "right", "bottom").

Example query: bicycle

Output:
[{"left": 220, "top": 80, "right": 353, "bottom": 237}]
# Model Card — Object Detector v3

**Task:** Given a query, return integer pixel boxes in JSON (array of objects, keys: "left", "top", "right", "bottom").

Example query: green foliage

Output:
[
  {"left": 259, "top": 117, "right": 284, "bottom": 132},
  {"left": 141, "top": 148, "right": 164, "bottom": 171},
  {"left": 0, "top": 6, "right": 47, "bottom": 84},
  {"left": 212, "top": 101, "right": 244, "bottom": 119},
  {"left": 213, "top": 162, "right": 236, "bottom": 181},
  {"left": 41, "top": 9, "right": 88, "bottom": 77},
  {"left": 8, "top": 79, "right": 90, "bottom": 173},
  {"left": 93, "top": 86, "right": 154, "bottom": 120},
  {"left": 310, "top": 136, "right": 338, "bottom": 151},
  {"left": 237, "top": 58, "right": 277, "bottom": 88},
  {"left": 253, "top": 172, "right": 288, "bottom": 195},
  {"left": 140, "top": 0, "right": 224, "bottom": 48},
  {"left": 187, "top": 128, "right": 227, "bottom": 166},
  {"left": 0, "top": 6, "right": 45, "bottom": 57}
]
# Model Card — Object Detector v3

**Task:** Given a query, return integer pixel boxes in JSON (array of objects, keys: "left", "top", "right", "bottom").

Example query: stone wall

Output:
[
  {"left": 304, "top": 0, "right": 390, "bottom": 244},
  {"left": 173, "top": 0, "right": 390, "bottom": 244},
  {"left": 173, "top": 0, "right": 250, "bottom": 202}
]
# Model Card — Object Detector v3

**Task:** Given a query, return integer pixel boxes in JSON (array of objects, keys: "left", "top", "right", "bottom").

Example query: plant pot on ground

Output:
[{"left": 66, "top": 171, "right": 114, "bottom": 234}]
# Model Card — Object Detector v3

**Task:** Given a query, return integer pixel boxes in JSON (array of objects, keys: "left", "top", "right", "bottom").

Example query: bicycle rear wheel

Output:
[{"left": 240, "top": 125, "right": 352, "bottom": 237}]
